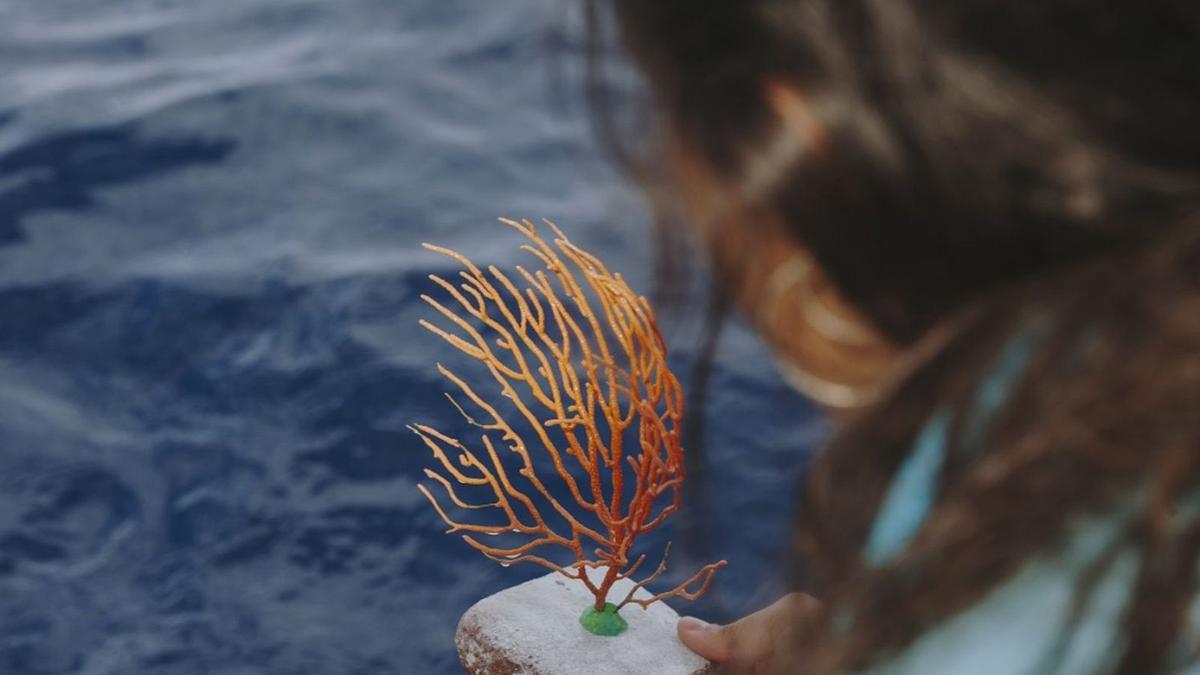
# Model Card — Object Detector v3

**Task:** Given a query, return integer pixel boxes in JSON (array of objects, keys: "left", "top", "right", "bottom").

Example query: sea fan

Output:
[{"left": 413, "top": 218, "right": 725, "bottom": 635}]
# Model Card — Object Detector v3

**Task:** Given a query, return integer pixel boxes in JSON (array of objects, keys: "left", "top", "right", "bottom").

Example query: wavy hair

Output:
[{"left": 588, "top": 2, "right": 1200, "bottom": 672}]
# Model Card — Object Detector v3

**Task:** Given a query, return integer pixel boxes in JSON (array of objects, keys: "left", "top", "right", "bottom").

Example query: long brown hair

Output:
[{"left": 588, "top": 1, "right": 1200, "bottom": 672}]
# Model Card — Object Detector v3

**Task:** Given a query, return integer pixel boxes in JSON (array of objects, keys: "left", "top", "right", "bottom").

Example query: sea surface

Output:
[{"left": 0, "top": 2, "right": 824, "bottom": 673}]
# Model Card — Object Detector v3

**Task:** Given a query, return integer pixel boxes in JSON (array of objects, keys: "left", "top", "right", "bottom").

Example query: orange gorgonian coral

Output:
[{"left": 413, "top": 218, "right": 725, "bottom": 625}]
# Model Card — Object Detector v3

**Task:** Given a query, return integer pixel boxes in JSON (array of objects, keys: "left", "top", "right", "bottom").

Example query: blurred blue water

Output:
[{"left": 0, "top": 2, "right": 825, "bottom": 673}]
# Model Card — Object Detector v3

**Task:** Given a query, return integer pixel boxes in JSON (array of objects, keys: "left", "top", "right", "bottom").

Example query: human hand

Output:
[{"left": 677, "top": 593, "right": 821, "bottom": 674}]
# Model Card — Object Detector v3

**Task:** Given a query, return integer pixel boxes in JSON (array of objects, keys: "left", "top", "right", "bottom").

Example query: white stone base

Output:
[{"left": 455, "top": 569, "right": 714, "bottom": 675}]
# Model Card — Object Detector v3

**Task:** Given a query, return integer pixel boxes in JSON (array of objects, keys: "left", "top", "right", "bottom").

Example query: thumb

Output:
[
  {"left": 677, "top": 594, "right": 820, "bottom": 668},
  {"left": 677, "top": 616, "right": 733, "bottom": 662}
]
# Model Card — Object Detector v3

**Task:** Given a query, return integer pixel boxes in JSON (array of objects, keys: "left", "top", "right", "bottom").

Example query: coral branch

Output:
[
  {"left": 615, "top": 543, "right": 729, "bottom": 610},
  {"left": 414, "top": 218, "right": 725, "bottom": 614}
]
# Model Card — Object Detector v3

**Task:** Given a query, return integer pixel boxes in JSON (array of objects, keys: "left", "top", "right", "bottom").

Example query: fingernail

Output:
[{"left": 678, "top": 616, "right": 712, "bottom": 634}]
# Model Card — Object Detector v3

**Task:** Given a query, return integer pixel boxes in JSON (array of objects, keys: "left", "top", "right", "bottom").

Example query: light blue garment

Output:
[
  {"left": 857, "top": 494, "right": 1200, "bottom": 674},
  {"left": 852, "top": 331, "right": 1200, "bottom": 673},
  {"left": 860, "top": 505, "right": 1140, "bottom": 675},
  {"left": 863, "top": 329, "right": 1037, "bottom": 566},
  {"left": 863, "top": 411, "right": 950, "bottom": 565}
]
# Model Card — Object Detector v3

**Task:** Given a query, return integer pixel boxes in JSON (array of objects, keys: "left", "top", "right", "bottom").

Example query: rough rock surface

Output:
[{"left": 456, "top": 569, "right": 715, "bottom": 675}]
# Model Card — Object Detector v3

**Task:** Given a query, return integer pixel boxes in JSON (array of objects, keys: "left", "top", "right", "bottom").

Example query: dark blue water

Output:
[{"left": 0, "top": 2, "right": 825, "bottom": 672}]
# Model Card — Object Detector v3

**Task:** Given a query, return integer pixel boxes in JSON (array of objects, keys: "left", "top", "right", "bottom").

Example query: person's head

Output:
[
  {"left": 593, "top": 1, "right": 1200, "bottom": 402},
  {"left": 591, "top": 4, "right": 1200, "bottom": 672}
]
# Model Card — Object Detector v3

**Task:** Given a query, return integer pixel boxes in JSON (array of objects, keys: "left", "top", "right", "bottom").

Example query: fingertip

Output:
[{"left": 677, "top": 616, "right": 727, "bottom": 661}]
